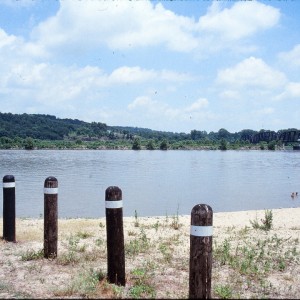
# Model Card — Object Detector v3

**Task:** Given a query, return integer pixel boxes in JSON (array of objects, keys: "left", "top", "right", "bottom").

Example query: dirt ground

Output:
[{"left": 0, "top": 208, "right": 300, "bottom": 299}]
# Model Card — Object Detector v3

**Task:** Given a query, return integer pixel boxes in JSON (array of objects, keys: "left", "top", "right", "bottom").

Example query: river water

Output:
[{"left": 0, "top": 149, "right": 299, "bottom": 218}]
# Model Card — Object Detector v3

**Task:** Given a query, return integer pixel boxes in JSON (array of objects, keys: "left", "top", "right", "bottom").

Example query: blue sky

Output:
[{"left": 0, "top": 0, "right": 299, "bottom": 133}]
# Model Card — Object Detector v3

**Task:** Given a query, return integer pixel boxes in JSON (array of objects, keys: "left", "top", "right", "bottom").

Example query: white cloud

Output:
[
  {"left": 108, "top": 67, "right": 193, "bottom": 85},
  {"left": 30, "top": 0, "right": 199, "bottom": 54},
  {"left": 0, "top": 0, "right": 294, "bottom": 133},
  {"left": 28, "top": 0, "right": 280, "bottom": 58},
  {"left": 275, "top": 82, "right": 300, "bottom": 101},
  {"left": 219, "top": 90, "right": 240, "bottom": 100},
  {"left": 109, "top": 67, "right": 156, "bottom": 84},
  {"left": 0, "top": 28, "right": 17, "bottom": 48},
  {"left": 128, "top": 96, "right": 155, "bottom": 110},
  {"left": 198, "top": 1, "right": 280, "bottom": 41},
  {"left": 128, "top": 96, "right": 210, "bottom": 123},
  {"left": 0, "top": 28, "right": 47, "bottom": 62},
  {"left": 285, "top": 82, "right": 300, "bottom": 97},
  {"left": 184, "top": 98, "right": 208, "bottom": 113},
  {"left": 217, "top": 57, "right": 287, "bottom": 89},
  {"left": 278, "top": 44, "right": 300, "bottom": 67}
]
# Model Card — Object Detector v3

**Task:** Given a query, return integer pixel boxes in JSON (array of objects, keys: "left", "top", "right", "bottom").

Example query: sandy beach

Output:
[{"left": 0, "top": 207, "right": 300, "bottom": 298}]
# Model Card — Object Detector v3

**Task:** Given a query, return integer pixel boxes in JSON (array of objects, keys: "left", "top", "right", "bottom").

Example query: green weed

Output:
[
  {"left": 125, "top": 228, "right": 150, "bottom": 256},
  {"left": 134, "top": 210, "right": 139, "bottom": 227},
  {"left": 21, "top": 249, "right": 44, "bottom": 261},
  {"left": 129, "top": 267, "right": 156, "bottom": 299},
  {"left": 250, "top": 210, "right": 273, "bottom": 231},
  {"left": 170, "top": 205, "right": 181, "bottom": 230},
  {"left": 214, "top": 284, "right": 233, "bottom": 299}
]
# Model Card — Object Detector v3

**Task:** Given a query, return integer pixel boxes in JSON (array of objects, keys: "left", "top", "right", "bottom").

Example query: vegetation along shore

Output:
[
  {"left": 0, "top": 208, "right": 300, "bottom": 298},
  {"left": 0, "top": 112, "right": 299, "bottom": 150}
]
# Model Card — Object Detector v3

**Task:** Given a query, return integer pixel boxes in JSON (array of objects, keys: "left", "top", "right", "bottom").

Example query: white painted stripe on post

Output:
[
  {"left": 190, "top": 225, "right": 213, "bottom": 237},
  {"left": 44, "top": 188, "right": 58, "bottom": 194},
  {"left": 3, "top": 182, "right": 15, "bottom": 188},
  {"left": 105, "top": 200, "right": 123, "bottom": 209}
]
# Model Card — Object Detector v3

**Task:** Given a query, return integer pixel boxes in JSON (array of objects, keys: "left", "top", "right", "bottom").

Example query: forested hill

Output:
[
  {"left": 0, "top": 112, "right": 299, "bottom": 147},
  {"left": 0, "top": 112, "right": 180, "bottom": 141}
]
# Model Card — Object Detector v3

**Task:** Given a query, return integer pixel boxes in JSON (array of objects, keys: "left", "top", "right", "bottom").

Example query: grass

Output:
[
  {"left": 53, "top": 268, "right": 106, "bottom": 298},
  {"left": 1, "top": 212, "right": 300, "bottom": 299},
  {"left": 214, "top": 233, "right": 299, "bottom": 276},
  {"left": 213, "top": 221, "right": 300, "bottom": 298}
]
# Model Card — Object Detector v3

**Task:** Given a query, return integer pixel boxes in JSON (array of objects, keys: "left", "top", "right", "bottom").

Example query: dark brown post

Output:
[
  {"left": 189, "top": 204, "right": 213, "bottom": 299},
  {"left": 2, "top": 175, "right": 16, "bottom": 242},
  {"left": 44, "top": 176, "right": 58, "bottom": 258},
  {"left": 105, "top": 186, "right": 125, "bottom": 286}
]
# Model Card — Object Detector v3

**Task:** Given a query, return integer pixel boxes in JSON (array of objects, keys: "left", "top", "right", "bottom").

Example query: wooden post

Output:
[
  {"left": 2, "top": 175, "right": 16, "bottom": 242},
  {"left": 105, "top": 186, "right": 125, "bottom": 286},
  {"left": 44, "top": 176, "right": 58, "bottom": 258},
  {"left": 189, "top": 204, "right": 213, "bottom": 299}
]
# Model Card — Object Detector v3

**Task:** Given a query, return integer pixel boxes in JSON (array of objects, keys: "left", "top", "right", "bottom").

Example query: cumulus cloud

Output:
[
  {"left": 217, "top": 57, "right": 287, "bottom": 89},
  {"left": 278, "top": 44, "right": 300, "bottom": 67},
  {"left": 219, "top": 90, "right": 240, "bottom": 100},
  {"left": 30, "top": 0, "right": 198, "bottom": 54},
  {"left": 184, "top": 98, "right": 209, "bottom": 112},
  {"left": 0, "top": 0, "right": 290, "bottom": 132},
  {"left": 28, "top": 0, "right": 279, "bottom": 57},
  {"left": 0, "top": 28, "right": 17, "bottom": 48},
  {"left": 128, "top": 96, "right": 155, "bottom": 110},
  {"left": 128, "top": 96, "right": 209, "bottom": 122},
  {"left": 198, "top": 1, "right": 280, "bottom": 41},
  {"left": 275, "top": 82, "right": 300, "bottom": 101},
  {"left": 109, "top": 67, "right": 156, "bottom": 84}
]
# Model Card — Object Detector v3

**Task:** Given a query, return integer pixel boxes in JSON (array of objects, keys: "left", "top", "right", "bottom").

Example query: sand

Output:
[{"left": 0, "top": 207, "right": 300, "bottom": 298}]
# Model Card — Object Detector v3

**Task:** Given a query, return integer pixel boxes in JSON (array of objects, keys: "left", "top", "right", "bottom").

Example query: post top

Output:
[
  {"left": 45, "top": 176, "right": 57, "bottom": 182},
  {"left": 44, "top": 176, "right": 58, "bottom": 188},
  {"left": 3, "top": 175, "right": 15, "bottom": 183},
  {"left": 105, "top": 186, "right": 122, "bottom": 201},
  {"left": 191, "top": 204, "right": 213, "bottom": 226}
]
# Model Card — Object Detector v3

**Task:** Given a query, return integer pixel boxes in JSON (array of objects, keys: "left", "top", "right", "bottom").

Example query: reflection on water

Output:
[{"left": 0, "top": 149, "right": 299, "bottom": 218}]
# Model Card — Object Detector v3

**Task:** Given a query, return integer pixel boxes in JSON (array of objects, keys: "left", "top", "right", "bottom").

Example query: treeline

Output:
[{"left": 0, "top": 112, "right": 299, "bottom": 150}]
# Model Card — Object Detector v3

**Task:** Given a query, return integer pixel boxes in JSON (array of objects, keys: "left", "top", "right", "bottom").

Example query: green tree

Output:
[
  {"left": 259, "top": 142, "right": 265, "bottom": 150},
  {"left": 219, "top": 139, "right": 227, "bottom": 150},
  {"left": 24, "top": 137, "right": 34, "bottom": 150},
  {"left": 132, "top": 137, "right": 141, "bottom": 150},
  {"left": 267, "top": 140, "right": 276, "bottom": 150},
  {"left": 159, "top": 139, "right": 168, "bottom": 150},
  {"left": 218, "top": 128, "right": 230, "bottom": 140},
  {"left": 146, "top": 140, "right": 155, "bottom": 150}
]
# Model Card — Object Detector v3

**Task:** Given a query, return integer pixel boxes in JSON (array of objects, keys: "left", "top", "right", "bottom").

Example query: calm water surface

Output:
[{"left": 0, "top": 150, "right": 299, "bottom": 218}]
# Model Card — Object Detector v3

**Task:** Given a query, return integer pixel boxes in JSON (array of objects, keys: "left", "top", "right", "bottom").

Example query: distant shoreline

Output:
[{"left": 0, "top": 145, "right": 287, "bottom": 151}]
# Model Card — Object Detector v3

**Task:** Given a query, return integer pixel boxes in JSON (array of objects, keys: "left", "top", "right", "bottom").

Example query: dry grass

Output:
[{"left": 0, "top": 208, "right": 300, "bottom": 299}]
